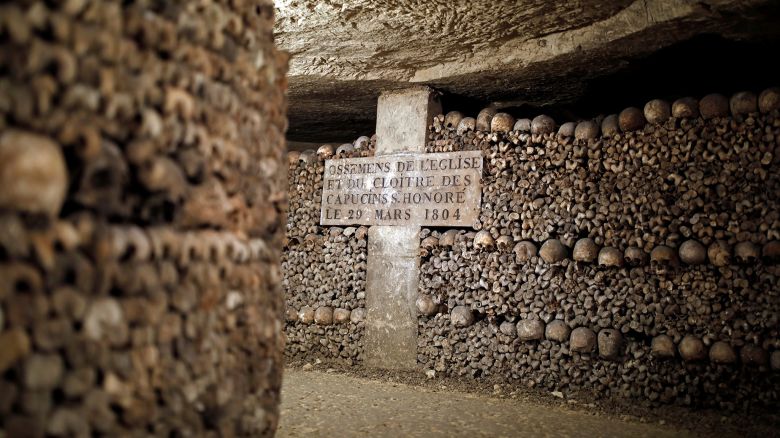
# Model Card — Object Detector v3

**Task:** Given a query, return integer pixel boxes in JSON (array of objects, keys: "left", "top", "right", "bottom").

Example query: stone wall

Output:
[
  {"left": 418, "top": 89, "right": 780, "bottom": 409},
  {"left": 282, "top": 88, "right": 780, "bottom": 408},
  {"left": 0, "top": 1, "right": 287, "bottom": 436}
]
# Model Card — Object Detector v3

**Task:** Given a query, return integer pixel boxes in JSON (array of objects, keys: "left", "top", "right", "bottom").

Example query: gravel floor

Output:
[{"left": 277, "top": 368, "right": 692, "bottom": 438}]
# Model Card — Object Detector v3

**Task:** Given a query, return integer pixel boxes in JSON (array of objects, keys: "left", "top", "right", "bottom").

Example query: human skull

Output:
[
  {"left": 623, "top": 246, "right": 647, "bottom": 266},
  {"left": 598, "top": 247, "right": 623, "bottom": 267},
  {"left": 333, "top": 308, "right": 351, "bottom": 324},
  {"left": 421, "top": 236, "right": 439, "bottom": 250},
  {"left": 355, "top": 226, "right": 368, "bottom": 240},
  {"left": 572, "top": 238, "right": 598, "bottom": 263},
  {"left": 557, "top": 122, "right": 576, "bottom": 138},
  {"left": 491, "top": 113, "right": 515, "bottom": 133},
  {"left": 758, "top": 87, "right": 780, "bottom": 113},
  {"left": 570, "top": 327, "right": 596, "bottom": 353},
  {"left": 420, "top": 236, "right": 439, "bottom": 256},
  {"left": 678, "top": 335, "right": 706, "bottom": 362},
  {"left": 699, "top": 93, "right": 729, "bottom": 119},
  {"left": 539, "top": 239, "right": 566, "bottom": 263},
  {"left": 707, "top": 240, "right": 731, "bottom": 267},
  {"left": 287, "top": 150, "right": 301, "bottom": 165},
  {"left": 476, "top": 108, "right": 497, "bottom": 131},
  {"left": 439, "top": 230, "right": 458, "bottom": 248},
  {"left": 299, "top": 149, "right": 316, "bottom": 164},
  {"left": 444, "top": 111, "right": 464, "bottom": 130},
  {"left": 314, "top": 307, "right": 333, "bottom": 325},
  {"left": 618, "top": 107, "right": 645, "bottom": 132},
  {"left": 762, "top": 240, "right": 780, "bottom": 264},
  {"left": 316, "top": 144, "right": 335, "bottom": 159},
  {"left": 671, "top": 97, "right": 699, "bottom": 118},
  {"left": 531, "top": 115, "right": 555, "bottom": 135},
  {"left": 544, "top": 320, "right": 571, "bottom": 343},
  {"left": 0, "top": 130, "right": 68, "bottom": 217},
  {"left": 601, "top": 114, "right": 619, "bottom": 136},
  {"left": 651, "top": 335, "right": 675, "bottom": 359},
  {"left": 709, "top": 341, "right": 736, "bottom": 364},
  {"left": 353, "top": 136, "right": 370, "bottom": 149},
  {"left": 597, "top": 329, "right": 623, "bottom": 360},
  {"left": 473, "top": 230, "right": 495, "bottom": 251},
  {"left": 451, "top": 306, "right": 474, "bottom": 327},
  {"left": 513, "top": 241, "right": 537, "bottom": 263},
  {"left": 298, "top": 306, "right": 315, "bottom": 324},
  {"left": 734, "top": 241, "right": 760, "bottom": 265},
  {"left": 350, "top": 308, "right": 366, "bottom": 323},
  {"left": 574, "top": 121, "right": 599, "bottom": 140},
  {"left": 513, "top": 118, "right": 532, "bottom": 132},
  {"left": 148, "top": 227, "right": 180, "bottom": 260},
  {"left": 643, "top": 99, "right": 671, "bottom": 125},
  {"left": 416, "top": 295, "right": 437, "bottom": 317},
  {"left": 740, "top": 344, "right": 768, "bottom": 366},
  {"left": 729, "top": 91, "right": 757, "bottom": 116},
  {"left": 76, "top": 141, "right": 128, "bottom": 214},
  {"left": 336, "top": 143, "right": 354, "bottom": 156},
  {"left": 456, "top": 117, "right": 476, "bottom": 135},
  {"left": 516, "top": 319, "right": 544, "bottom": 341},
  {"left": 678, "top": 239, "right": 706, "bottom": 265},
  {"left": 303, "top": 233, "right": 320, "bottom": 248},
  {"left": 650, "top": 245, "right": 679, "bottom": 273},
  {"left": 495, "top": 235, "right": 513, "bottom": 252}
]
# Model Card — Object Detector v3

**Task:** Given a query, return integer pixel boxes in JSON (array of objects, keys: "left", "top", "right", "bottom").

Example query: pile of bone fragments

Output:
[
  {"left": 286, "top": 88, "right": 779, "bottom": 408},
  {"left": 0, "top": 1, "right": 287, "bottom": 436}
]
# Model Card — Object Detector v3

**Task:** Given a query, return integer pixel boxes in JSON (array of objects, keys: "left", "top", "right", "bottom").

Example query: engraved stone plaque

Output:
[{"left": 320, "top": 150, "right": 482, "bottom": 227}]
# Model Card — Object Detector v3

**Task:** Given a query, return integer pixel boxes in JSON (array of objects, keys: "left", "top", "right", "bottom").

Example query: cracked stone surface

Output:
[
  {"left": 277, "top": 369, "right": 690, "bottom": 438},
  {"left": 275, "top": 0, "right": 780, "bottom": 143}
]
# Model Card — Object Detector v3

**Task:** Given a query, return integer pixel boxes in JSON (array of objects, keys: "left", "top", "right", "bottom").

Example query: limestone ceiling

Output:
[{"left": 275, "top": 0, "right": 780, "bottom": 144}]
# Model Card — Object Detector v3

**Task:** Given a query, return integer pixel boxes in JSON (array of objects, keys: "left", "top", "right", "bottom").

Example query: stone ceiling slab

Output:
[{"left": 275, "top": 0, "right": 780, "bottom": 144}]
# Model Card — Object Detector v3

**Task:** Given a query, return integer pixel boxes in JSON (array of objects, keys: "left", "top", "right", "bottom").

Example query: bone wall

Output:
[
  {"left": 282, "top": 89, "right": 780, "bottom": 408},
  {"left": 283, "top": 138, "right": 374, "bottom": 364},
  {"left": 0, "top": 1, "right": 287, "bottom": 436},
  {"left": 418, "top": 89, "right": 780, "bottom": 408}
]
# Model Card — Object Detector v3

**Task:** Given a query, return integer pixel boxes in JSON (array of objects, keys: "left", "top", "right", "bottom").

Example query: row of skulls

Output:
[
  {"left": 421, "top": 230, "right": 779, "bottom": 270},
  {"left": 417, "top": 301, "right": 779, "bottom": 369},
  {"left": 286, "top": 305, "right": 366, "bottom": 326},
  {"left": 440, "top": 88, "right": 780, "bottom": 138},
  {"left": 287, "top": 135, "right": 373, "bottom": 165}
]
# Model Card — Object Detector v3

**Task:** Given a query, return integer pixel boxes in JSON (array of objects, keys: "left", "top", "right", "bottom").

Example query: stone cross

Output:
[{"left": 364, "top": 87, "right": 442, "bottom": 369}]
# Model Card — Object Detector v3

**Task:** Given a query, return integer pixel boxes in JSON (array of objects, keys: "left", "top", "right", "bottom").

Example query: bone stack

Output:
[
  {"left": 0, "top": 1, "right": 287, "bottom": 436},
  {"left": 418, "top": 88, "right": 780, "bottom": 408},
  {"left": 283, "top": 137, "right": 374, "bottom": 364}
]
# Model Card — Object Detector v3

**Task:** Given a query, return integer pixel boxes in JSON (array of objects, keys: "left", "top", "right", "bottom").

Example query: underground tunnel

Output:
[{"left": 1, "top": 0, "right": 780, "bottom": 437}]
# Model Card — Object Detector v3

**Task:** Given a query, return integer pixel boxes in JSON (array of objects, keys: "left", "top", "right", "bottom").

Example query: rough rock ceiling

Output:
[{"left": 275, "top": 0, "right": 780, "bottom": 144}]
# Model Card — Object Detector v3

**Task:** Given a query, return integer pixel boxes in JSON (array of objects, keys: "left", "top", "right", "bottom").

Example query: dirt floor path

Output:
[{"left": 277, "top": 368, "right": 692, "bottom": 438}]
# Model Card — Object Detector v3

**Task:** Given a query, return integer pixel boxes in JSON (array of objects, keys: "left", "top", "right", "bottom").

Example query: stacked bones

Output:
[
  {"left": 419, "top": 88, "right": 780, "bottom": 409},
  {"left": 0, "top": 1, "right": 288, "bottom": 436},
  {"left": 283, "top": 136, "right": 375, "bottom": 363}
]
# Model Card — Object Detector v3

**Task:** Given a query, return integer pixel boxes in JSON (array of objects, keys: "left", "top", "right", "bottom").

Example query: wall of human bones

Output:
[
  {"left": 284, "top": 88, "right": 780, "bottom": 408},
  {"left": 284, "top": 138, "right": 374, "bottom": 365},
  {"left": 0, "top": 1, "right": 288, "bottom": 435}
]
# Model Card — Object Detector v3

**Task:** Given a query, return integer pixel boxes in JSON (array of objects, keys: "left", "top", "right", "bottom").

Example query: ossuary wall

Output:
[
  {"left": 417, "top": 89, "right": 780, "bottom": 409},
  {"left": 283, "top": 138, "right": 374, "bottom": 364},
  {"left": 283, "top": 88, "right": 780, "bottom": 409},
  {"left": 0, "top": 1, "right": 288, "bottom": 435}
]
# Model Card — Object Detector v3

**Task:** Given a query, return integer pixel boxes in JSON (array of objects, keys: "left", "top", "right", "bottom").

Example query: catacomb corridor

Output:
[{"left": 0, "top": 0, "right": 779, "bottom": 437}]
